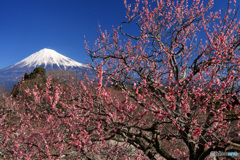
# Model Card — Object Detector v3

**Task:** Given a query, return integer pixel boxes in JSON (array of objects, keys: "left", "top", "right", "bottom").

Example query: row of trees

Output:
[
  {"left": 23, "top": 67, "right": 46, "bottom": 81},
  {"left": 0, "top": 0, "right": 240, "bottom": 159}
]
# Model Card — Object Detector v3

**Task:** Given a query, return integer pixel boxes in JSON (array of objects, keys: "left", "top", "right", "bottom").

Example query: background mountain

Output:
[{"left": 0, "top": 48, "right": 94, "bottom": 91}]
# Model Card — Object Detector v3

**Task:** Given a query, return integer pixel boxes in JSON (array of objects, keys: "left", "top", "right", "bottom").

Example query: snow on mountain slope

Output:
[
  {"left": 0, "top": 48, "right": 94, "bottom": 91},
  {"left": 8, "top": 48, "right": 90, "bottom": 69}
]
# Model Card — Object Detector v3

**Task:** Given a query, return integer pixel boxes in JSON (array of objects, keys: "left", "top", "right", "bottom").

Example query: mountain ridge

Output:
[{"left": 0, "top": 48, "right": 93, "bottom": 91}]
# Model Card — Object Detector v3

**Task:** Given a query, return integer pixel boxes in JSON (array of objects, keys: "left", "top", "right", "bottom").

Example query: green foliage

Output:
[
  {"left": 23, "top": 67, "right": 46, "bottom": 80},
  {"left": 11, "top": 67, "right": 47, "bottom": 97},
  {"left": 24, "top": 72, "right": 29, "bottom": 80},
  {"left": 30, "top": 67, "right": 46, "bottom": 79}
]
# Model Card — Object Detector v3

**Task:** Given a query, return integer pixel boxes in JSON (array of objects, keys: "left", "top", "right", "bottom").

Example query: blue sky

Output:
[
  {"left": 0, "top": 0, "right": 239, "bottom": 69},
  {"left": 0, "top": 0, "right": 126, "bottom": 69}
]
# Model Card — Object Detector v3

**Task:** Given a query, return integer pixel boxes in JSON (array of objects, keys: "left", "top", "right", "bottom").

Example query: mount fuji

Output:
[{"left": 0, "top": 48, "right": 93, "bottom": 91}]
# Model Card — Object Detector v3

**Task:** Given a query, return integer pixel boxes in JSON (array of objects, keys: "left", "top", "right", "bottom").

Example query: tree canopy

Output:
[
  {"left": 23, "top": 67, "right": 46, "bottom": 80},
  {"left": 11, "top": 67, "right": 46, "bottom": 97}
]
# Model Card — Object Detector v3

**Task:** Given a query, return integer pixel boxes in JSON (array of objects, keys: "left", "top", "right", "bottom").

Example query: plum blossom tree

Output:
[
  {"left": 85, "top": 0, "right": 240, "bottom": 159},
  {"left": 0, "top": 0, "right": 240, "bottom": 159}
]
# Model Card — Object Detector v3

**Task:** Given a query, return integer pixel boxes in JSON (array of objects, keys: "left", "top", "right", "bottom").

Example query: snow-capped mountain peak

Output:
[
  {"left": 12, "top": 48, "right": 89, "bottom": 69},
  {"left": 0, "top": 48, "right": 94, "bottom": 90}
]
